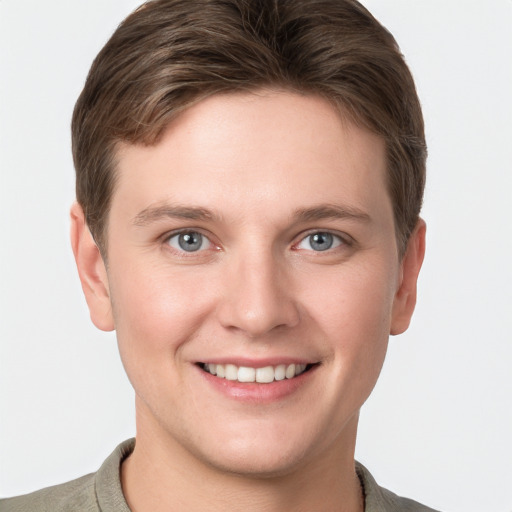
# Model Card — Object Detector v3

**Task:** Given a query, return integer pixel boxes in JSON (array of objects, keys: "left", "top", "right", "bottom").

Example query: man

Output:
[{"left": 1, "top": 1, "right": 437, "bottom": 510}]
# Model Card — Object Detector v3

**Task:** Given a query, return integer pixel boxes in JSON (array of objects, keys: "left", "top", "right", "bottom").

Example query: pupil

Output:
[
  {"left": 178, "top": 232, "right": 202, "bottom": 251},
  {"left": 310, "top": 232, "right": 333, "bottom": 251}
]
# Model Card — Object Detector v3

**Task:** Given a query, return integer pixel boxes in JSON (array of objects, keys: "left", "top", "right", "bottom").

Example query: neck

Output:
[{"left": 121, "top": 404, "right": 364, "bottom": 512}]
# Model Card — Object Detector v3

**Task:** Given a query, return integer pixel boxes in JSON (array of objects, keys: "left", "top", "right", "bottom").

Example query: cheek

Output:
[
  {"left": 107, "top": 264, "right": 216, "bottom": 379},
  {"left": 302, "top": 259, "right": 397, "bottom": 368}
]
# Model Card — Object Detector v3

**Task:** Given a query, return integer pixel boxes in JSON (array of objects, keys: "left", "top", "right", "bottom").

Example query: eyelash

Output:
[
  {"left": 165, "top": 230, "right": 217, "bottom": 255},
  {"left": 293, "top": 231, "right": 348, "bottom": 253},
  {"left": 163, "top": 229, "right": 351, "bottom": 255}
]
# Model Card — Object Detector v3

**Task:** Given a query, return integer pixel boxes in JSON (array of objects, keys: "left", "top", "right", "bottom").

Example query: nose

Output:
[{"left": 216, "top": 249, "right": 300, "bottom": 338}]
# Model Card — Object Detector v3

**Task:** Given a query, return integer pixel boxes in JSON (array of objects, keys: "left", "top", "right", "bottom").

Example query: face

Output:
[{"left": 72, "top": 90, "right": 424, "bottom": 477}]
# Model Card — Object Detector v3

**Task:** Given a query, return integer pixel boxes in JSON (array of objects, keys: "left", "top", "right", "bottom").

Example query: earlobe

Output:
[
  {"left": 70, "top": 202, "right": 115, "bottom": 332},
  {"left": 390, "top": 219, "right": 426, "bottom": 336}
]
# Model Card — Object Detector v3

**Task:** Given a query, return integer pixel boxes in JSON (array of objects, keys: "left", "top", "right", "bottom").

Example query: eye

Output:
[
  {"left": 167, "top": 231, "right": 212, "bottom": 252},
  {"left": 296, "top": 232, "right": 344, "bottom": 252}
]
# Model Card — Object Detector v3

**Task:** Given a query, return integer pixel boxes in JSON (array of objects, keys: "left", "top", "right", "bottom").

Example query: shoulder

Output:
[
  {"left": 356, "top": 461, "right": 441, "bottom": 512},
  {"left": 0, "top": 473, "right": 97, "bottom": 512},
  {"left": 0, "top": 439, "right": 135, "bottom": 512}
]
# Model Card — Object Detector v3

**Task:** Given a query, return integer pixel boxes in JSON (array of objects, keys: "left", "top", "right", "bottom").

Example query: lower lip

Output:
[{"left": 197, "top": 365, "right": 318, "bottom": 403}]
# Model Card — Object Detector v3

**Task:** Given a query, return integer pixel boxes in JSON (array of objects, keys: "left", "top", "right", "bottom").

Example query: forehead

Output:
[{"left": 112, "top": 90, "right": 390, "bottom": 226}]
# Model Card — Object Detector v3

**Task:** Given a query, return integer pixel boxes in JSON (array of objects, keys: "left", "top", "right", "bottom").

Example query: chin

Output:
[
  {"left": 199, "top": 443, "right": 308, "bottom": 479},
  {"left": 179, "top": 418, "right": 344, "bottom": 479}
]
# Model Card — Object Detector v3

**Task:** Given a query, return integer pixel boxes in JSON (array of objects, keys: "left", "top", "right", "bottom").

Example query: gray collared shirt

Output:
[{"left": 1, "top": 439, "right": 440, "bottom": 511}]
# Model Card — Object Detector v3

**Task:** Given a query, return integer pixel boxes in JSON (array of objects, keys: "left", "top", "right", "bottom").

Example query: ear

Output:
[
  {"left": 70, "top": 202, "right": 115, "bottom": 331},
  {"left": 390, "top": 219, "right": 426, "bottom": 335}
]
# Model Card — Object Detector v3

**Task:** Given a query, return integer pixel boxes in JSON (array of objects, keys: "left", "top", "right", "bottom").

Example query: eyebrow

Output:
[
  {"left": 133, "top": 204, "right": 216, "bottom": 226},
  {"left": 293, "top": 204, "right": 371, "bottom": 224},
  {"left": 132, "top": 202, "right": 371, "bottom": 227}
]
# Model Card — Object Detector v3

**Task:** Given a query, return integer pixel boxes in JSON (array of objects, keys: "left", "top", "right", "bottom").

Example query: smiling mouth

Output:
[{"left": 198, "top": 363, "right": 316, "bottom": 384}]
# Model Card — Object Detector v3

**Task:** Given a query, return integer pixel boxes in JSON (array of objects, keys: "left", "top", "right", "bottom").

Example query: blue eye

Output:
[
  {"left": 297, "top": 232, "right": 343, "bottom": 252},
  {"left": 167, "top": 231, "right": 211, "bottom": 252}
]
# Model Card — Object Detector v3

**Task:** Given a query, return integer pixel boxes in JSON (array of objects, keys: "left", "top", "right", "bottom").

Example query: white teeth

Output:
[
  {"left": 256, "top": 366, "right": 274, "bottom": 383},
  {"left": 203, "top": 362, "right": 309, "bottom": 383},
  {"left": 237, "top": 366, "right": 256, "bottom": 382},
  {"left": 225, "top": 364, "right": 238, "bottom": 380},
  {"left": 285, "top": 364, "right": 296, "bottom": 379},
  {"left": 274, "top": 364, "right": 286, "bottom": 381}
]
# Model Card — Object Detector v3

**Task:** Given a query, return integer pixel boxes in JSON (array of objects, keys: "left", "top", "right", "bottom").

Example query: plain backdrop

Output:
[{"left": 1, "top": 1, "right": 511, "bottom": 511}]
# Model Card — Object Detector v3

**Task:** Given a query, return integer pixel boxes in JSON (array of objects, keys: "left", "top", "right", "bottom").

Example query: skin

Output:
[{"left": 71, "top": 90, "right": 425, "bottom": 512}]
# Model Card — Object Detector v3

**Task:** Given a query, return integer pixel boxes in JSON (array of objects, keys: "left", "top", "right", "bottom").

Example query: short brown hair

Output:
[{"left": 72, "top": 0, "right": 426, "bottom": 256}]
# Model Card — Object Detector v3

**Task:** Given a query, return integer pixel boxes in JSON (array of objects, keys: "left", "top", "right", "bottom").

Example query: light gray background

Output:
[{"left": 1, "top": 1, "right": 511, "bottom": 511}]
